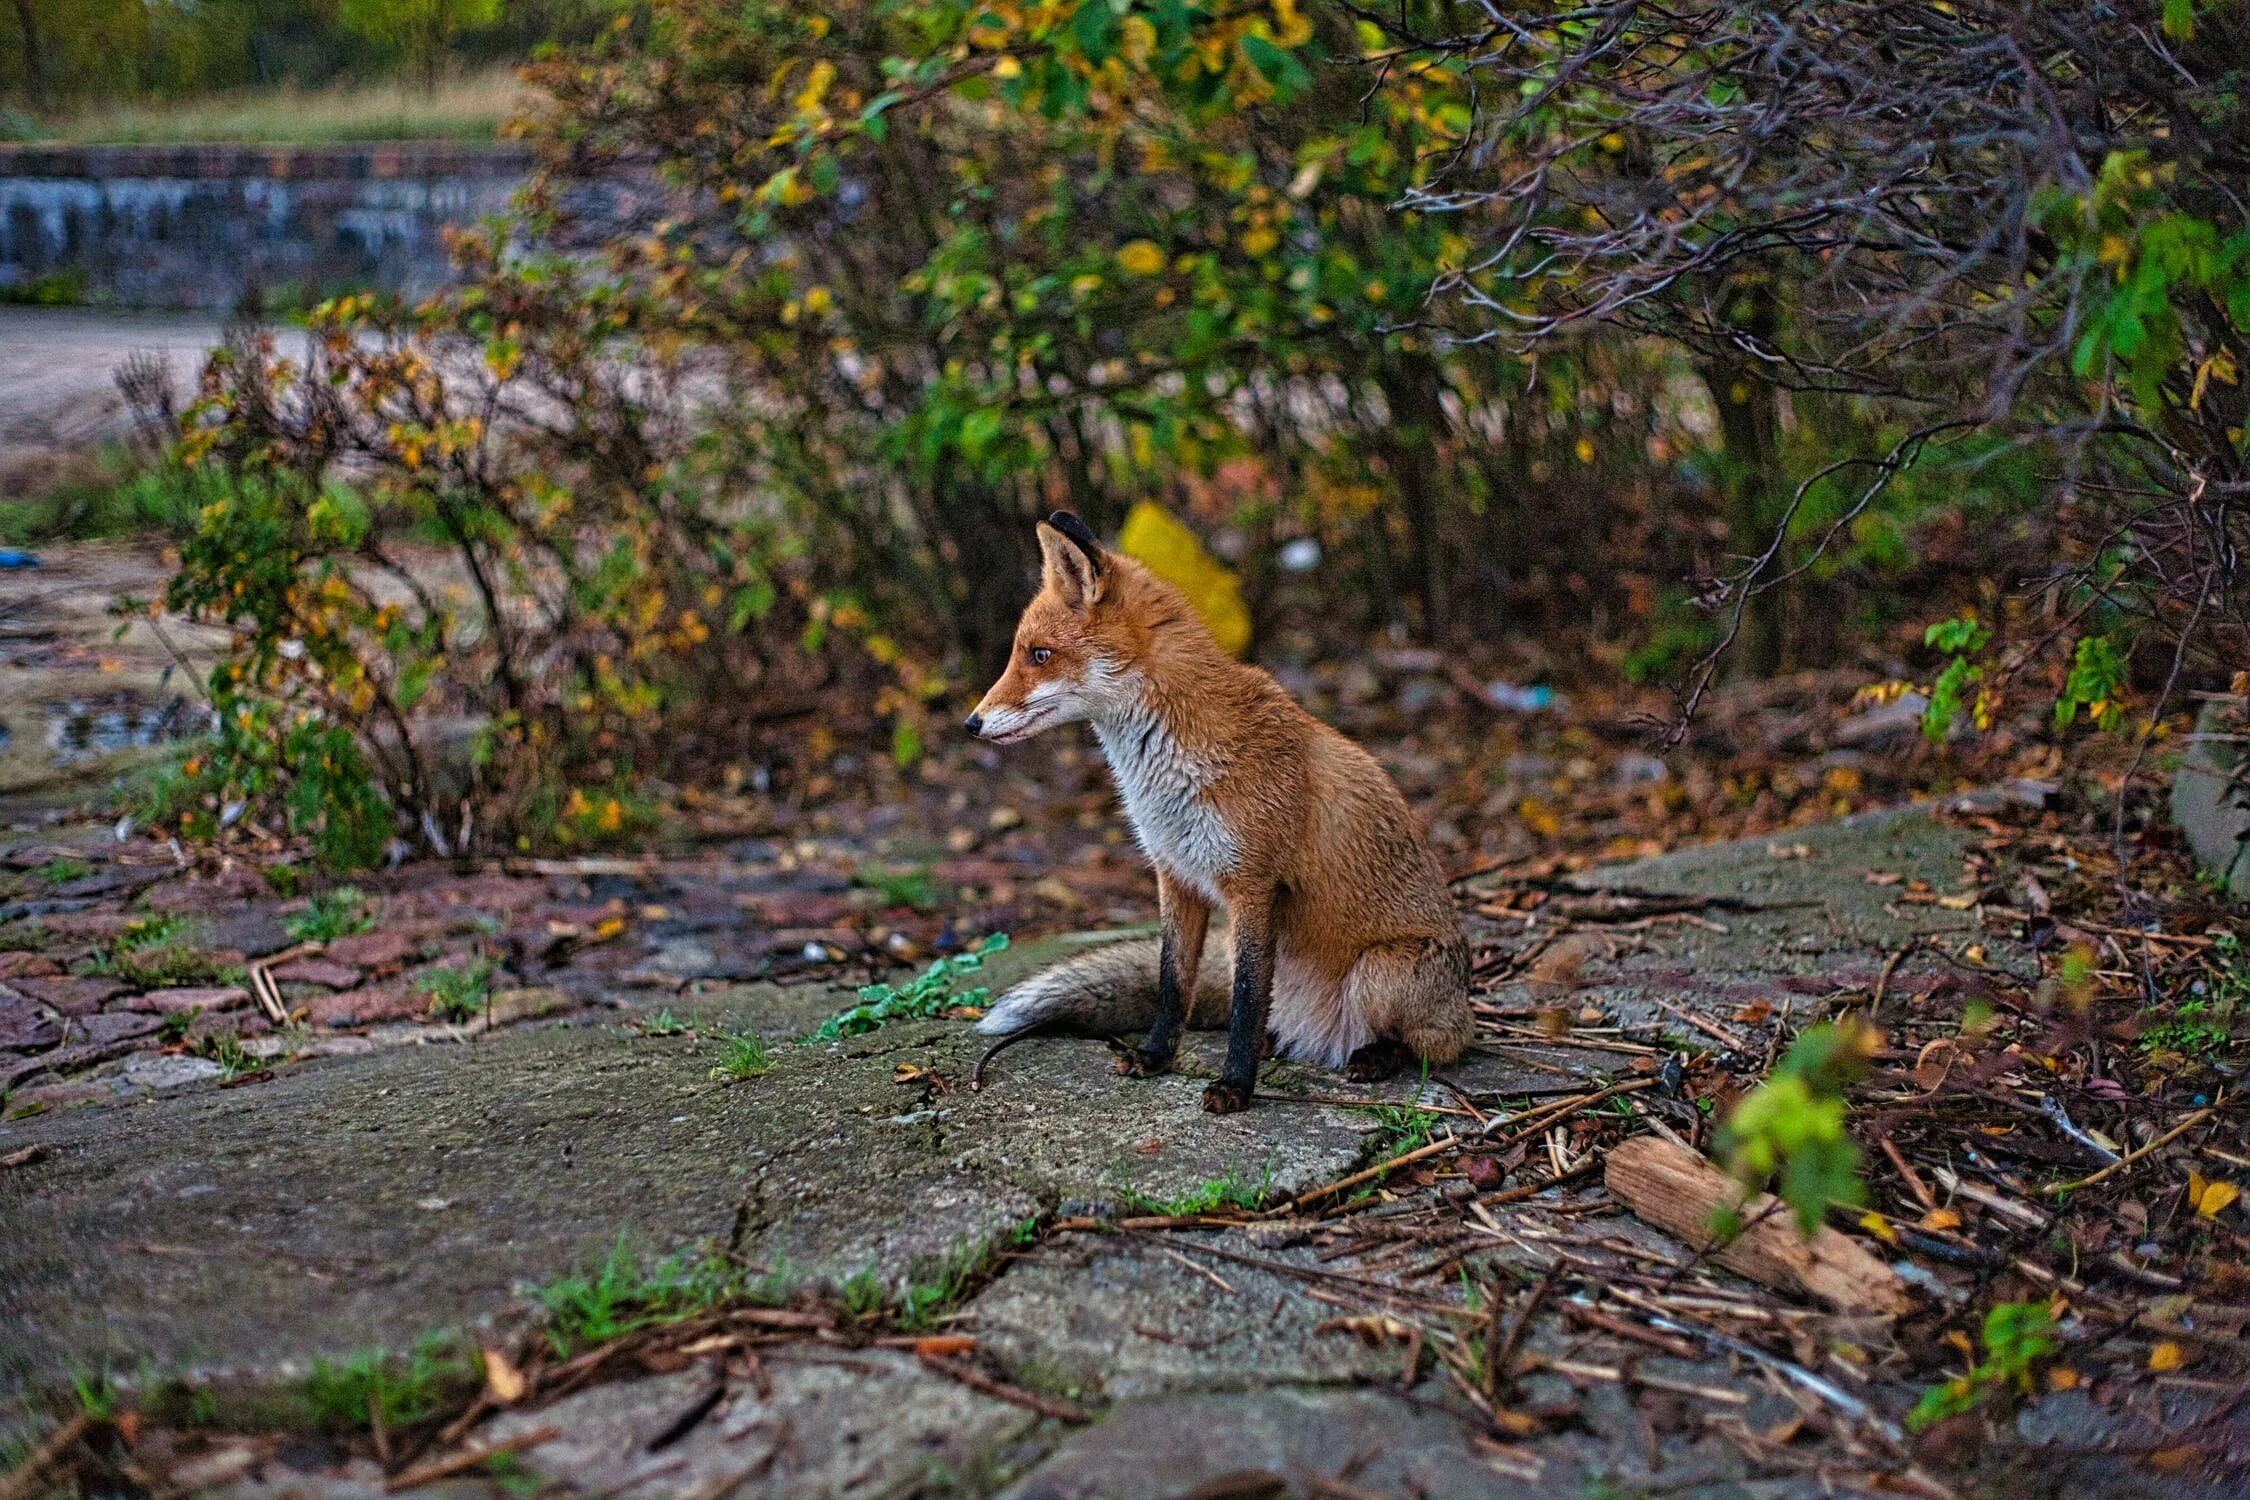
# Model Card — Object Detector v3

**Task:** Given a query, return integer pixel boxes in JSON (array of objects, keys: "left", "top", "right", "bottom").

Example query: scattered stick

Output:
[
  {"left": 383, "top": 1426, "right": 557, "bottom": 1492},
  {"left": 916, "top": 1354, "right": 1089, "bottom": 1423},
  {"left": 1603, "top": 1136, "right": 1911, "bottom": 1316},
  {"left": 0, "top": 1414, "right": 90, "bottom": 1500},
  {"left": 2045, "top": 1104, "right": 2221, "bottom": 1195},
  {"left": 1879, "top": 1137, "right": 1939, "bottom": 1215},
  {"left": 1484, "top": 1263, "right": 1560, "bottom": 1397},
  {"left": 1929, "top": 1166, "right": 2050, "bottom": 1230},
  {"left": 1273, "top": 1131, "right": 1462, "bottom": 1215},
  {"left": 1648, "top": 996, "right": 1749, "bottom": 1051}
]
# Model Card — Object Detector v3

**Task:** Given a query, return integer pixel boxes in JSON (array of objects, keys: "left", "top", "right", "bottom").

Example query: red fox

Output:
[{"left": 965, "top": 512, "right": 1474, "bottom": 1113}]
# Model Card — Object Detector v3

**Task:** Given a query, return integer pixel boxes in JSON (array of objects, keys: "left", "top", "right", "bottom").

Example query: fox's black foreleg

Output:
[
  {"left": 1204, "top": 887, "right": 1275, "bottom": 1114},
  {"left": 1116, "top": 870, "right": 1207, "bottom": 1078}
]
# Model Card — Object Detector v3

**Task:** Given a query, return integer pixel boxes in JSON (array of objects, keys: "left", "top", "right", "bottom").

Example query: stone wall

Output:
[{"left": 0, "top": 143, "right": 532, "bottom": 309}]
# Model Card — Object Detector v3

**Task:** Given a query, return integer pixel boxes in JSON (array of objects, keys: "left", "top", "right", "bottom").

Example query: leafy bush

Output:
[
  {"left": 1715, "top": 1020, "right": 1878, "bottom": 1234},
  {"left": 1909, "top": 1300, "right": 2062, "bottom": 1431}
]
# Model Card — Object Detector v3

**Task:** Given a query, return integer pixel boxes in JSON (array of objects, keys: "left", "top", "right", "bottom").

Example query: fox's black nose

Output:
[{"left": 964, "top": 713, "right": 985, "bottom": 737}]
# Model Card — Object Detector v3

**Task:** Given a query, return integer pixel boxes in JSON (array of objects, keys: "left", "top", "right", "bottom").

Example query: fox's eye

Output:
[{"left": 1029, "top": 646, "right": 1053, "bottom": 666}]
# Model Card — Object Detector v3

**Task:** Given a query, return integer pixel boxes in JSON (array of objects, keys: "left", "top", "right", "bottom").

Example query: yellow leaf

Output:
[
  {"left": 1116, "top": 501, "right": 1251, "bottom": 657},
  {"left": 1919, "top": 1208, "right": 1962, "bottom": 1232},
  {"left": 482, "top": 1347, "right": 527, "bottom": 1404},
  {"left": 1116, "top": 239, "right": 1167, "bottom": 276},
  {"left": 2189, "top": 1172, "right": 2239, "bottom": 1219},
  {"left": 2148, "top": 1340, "right": 2186, "bottom": 1372},
  {"left": 1858, "top": 1211, "right": 1897, "bottom": 1244}
]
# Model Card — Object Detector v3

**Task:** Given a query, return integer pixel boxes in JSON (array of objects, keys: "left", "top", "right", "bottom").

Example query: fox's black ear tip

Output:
[{"left": 1042, "top": 510, "right": 1103, "bottom": 560}]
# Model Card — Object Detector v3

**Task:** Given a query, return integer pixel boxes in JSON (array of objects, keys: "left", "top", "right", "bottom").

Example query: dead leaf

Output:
[
  {"left": 482, "top": 1347, "right": 527, "bottom": 1405},
  {"left": 1918, "top": 1208, "right": 1963, "bottom": 1232},
  {"left": 1, "top": 1144, "right": 49, "bottom": 1169},
  {"left": 2187, "top": 1172, "right": 2239, "bottom": 1219}
]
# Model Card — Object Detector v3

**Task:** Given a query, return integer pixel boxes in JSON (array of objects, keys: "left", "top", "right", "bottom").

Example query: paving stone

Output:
[
  {"left": 999, "top": 1387, "right": 1542, "bottom": 1499},
  {"left": 123, "top": 985, "right": 251, "bottom": 1015},
  {"left": 6, "top": 975, "right": 129, "bottom": 1015},
  {"left": 197, "top": 910, "right": 295, "bottom": 959},
  {"left": 119, "top": 1053, "right": 227, "bottom": 1092},
  {"left": 0, "top": 988, "right": 60, "bottom": 1051},
  {"left": 69, "top": 1011, "right": 162, "bottom": 1046},
  {"left": 0, "top": 933, "right": 1366, "bottom": 1429},
  {"left": 33, "top": 911, "right": 136, "bottom": 941},
  {"left": 296, "top": 984, "right": 423, "bottom": 1028},
  {"left": 481, "top": 1353, "right": 1037, "bottom": 1499},
  {"left": 141, "top": 869, "right": 269, "bottom": 911},
  {"left": 320, "top": 928, "right": 424, "bottom": 970},
  {"left": 268, "top": 958, "right": 361, "bottom": 990},
  {"left": 966, "top": 1234, "right": 1398, "bottom": 1403},
  {"left": 3, "top": 1079, "right": 118, "bottom": 1116}
]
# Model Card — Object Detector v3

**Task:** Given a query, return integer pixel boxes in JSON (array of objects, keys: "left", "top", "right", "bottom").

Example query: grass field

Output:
[{"left": 26, "top": 70, "right": 534, "bottom": 146}]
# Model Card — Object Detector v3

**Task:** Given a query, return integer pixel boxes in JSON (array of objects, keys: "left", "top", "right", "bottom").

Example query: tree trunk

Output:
[
  {"left": 1697, "top": 353, "right": 1790, "bottom": 680},
  {"left": 1379, "top": 352, "right": 1452, "bottom": 638},
  {"left": 12, "top": 0, "right": 45, "bottom": 109}
]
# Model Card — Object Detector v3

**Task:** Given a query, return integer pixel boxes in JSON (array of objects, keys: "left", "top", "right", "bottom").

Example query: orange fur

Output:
[{"left": 969, "top": 515, "right": 1472, "bottom": 1098}]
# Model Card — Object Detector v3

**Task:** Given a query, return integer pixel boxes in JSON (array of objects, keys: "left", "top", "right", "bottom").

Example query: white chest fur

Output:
[{"left": 1093, "top": 703, "right": 1237, "bottom": 902}]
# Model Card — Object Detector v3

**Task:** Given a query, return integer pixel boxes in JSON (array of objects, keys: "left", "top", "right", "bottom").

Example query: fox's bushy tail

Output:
[{"left": 974, "top": 936, "right": 1230, "bottom": 1038}]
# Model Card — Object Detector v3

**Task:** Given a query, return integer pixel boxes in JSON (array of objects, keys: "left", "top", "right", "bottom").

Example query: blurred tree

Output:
[
  {"left": 338, "top": 0, "right": 501, "bottom": 90},
  {"left": 1370, "top": 0, "right": 2249, "bottom": 727},
  {"left": 9, "top": 0, "right": 43, "bottom": 106}
]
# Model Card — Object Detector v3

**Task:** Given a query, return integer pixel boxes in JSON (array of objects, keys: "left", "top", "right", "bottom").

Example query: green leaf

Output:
[{"left": 1241, "top": 34, "right": 1313, "bottom": 99}]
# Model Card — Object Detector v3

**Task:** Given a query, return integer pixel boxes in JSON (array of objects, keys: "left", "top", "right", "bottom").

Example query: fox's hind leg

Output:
[
  {"left": 1347, "top": 936, "right": 1474, "bottom": 1069},
  {"left": 1344, "top": 1037, "right": 1415, "bottom": 1081}
]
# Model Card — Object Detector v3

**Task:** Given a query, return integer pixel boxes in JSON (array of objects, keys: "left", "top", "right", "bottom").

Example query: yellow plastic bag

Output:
[{"left": 1116, "top": 501, "right": 1251, "bottom": 657}]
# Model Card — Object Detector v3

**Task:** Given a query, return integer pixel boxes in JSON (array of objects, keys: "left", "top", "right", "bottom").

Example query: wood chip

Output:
[{"left": 1603, "top": 1135, "right": 1911, "bottom": 1316}]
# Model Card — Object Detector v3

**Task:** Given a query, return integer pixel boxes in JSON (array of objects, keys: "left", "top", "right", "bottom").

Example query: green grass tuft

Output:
[
  {"left": 415, "top": 956, "right": 495, "bottom": 1022},
  {"left": 302, "top": 1336, "right": 477, "bottom": 1432},
  {"left": 286, "top": 886, "right": 374, "bottom": 943},
  {"left": 708, "top": 1030, "right": 773, "bottom": 1082},
  {"left": 534, "top": 1238, "right": 780, "bottom": 1357},
  {"left": 1119, "top": 1163, "right": 1272, "bottom": 1218}
]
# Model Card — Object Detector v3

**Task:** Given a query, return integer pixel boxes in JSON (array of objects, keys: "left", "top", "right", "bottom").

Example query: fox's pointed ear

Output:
[{"left": 1036, "top": 512, "right": 1105, "bottom": 612}]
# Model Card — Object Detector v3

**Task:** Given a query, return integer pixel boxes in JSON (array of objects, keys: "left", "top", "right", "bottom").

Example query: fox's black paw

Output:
[
  {"left": 1201, "top": 1079, "right": 1253, "bottom": 1114},
  {"left": 1344, "top": 1038, "right": 1414, "bottom": 1082},
  {"left": 1111, "top": 1045, "right": 1173, "bottom": 1078}
]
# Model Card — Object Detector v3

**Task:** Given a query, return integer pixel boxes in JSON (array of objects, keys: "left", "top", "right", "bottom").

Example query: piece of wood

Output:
[{"left": 1602, "top": 1135, "right": 1910, "bottom": 1317}]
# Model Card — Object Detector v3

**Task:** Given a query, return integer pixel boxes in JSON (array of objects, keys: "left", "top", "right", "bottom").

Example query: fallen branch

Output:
[
  {"left": 1603, "top": 1135, "right": 1911, "bottom": 1316},
  {"left": 382, "top": 1426, "right": 557, "bottom": 1492},
  {"left": 2045, "top": 1104, "right": 2220, "bottom": 1196}
]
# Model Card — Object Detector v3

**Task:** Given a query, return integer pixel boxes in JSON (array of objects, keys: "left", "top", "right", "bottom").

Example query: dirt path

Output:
[{"left": 0, "top": 307, "right": 232, "bottom": 489}]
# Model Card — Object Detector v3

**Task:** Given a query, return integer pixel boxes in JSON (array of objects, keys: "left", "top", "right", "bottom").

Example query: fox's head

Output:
[{"left": 965, "top": 512, "right": 1147, "bottom": 744}]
